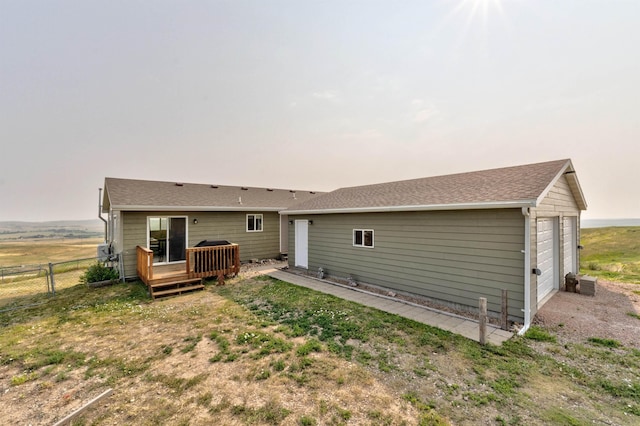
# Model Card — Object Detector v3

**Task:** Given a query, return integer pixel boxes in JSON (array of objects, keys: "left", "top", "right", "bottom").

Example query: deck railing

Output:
[
  {"left": 137, "top": 244, "right": 240, "bottom": 285},
  {"left": 186, "top": 244, "right": 240, "bottom": 279},
  {"left": 136, "top": 246, "right": 154, "bottom": 285}
]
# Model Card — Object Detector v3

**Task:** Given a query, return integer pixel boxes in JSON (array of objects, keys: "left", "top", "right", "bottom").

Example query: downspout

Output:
[
  {"left": 98, "top": 188, "right": 107, "bottom": 243},
  {"left": 519, "top": 207, "right": 531, "bottom": 335}
]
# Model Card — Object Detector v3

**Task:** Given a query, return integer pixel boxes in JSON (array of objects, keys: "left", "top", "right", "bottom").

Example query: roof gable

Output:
[
  {"left": 285, "top": 159, "right": 587, "bottom": 214},
  {"left": 103, "top": 178, "right": 323, "bottom": 212}
]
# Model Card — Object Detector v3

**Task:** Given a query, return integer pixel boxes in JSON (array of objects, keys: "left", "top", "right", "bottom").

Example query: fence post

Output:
[
  {"left": 49, "top": 263, "right": 56, "bottom": 295},
  {"left": 501, "top": 289, "right": 509, "bottom": 331},
  {"left": 479, "top": 297, "right": 487, "bottom": 345}
]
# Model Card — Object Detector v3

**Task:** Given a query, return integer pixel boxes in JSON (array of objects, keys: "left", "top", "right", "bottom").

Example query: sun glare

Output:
[
  {"left": 437, "top": 0, "right": 510, "bottom": 47},
  {"left": 454, "top": 0, "right": 506, "bottom": 27}
]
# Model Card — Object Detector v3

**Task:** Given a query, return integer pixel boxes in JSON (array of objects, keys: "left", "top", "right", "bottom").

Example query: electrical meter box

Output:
[{"left": 97, "top": 244, "right": 109, "bottom": 261}]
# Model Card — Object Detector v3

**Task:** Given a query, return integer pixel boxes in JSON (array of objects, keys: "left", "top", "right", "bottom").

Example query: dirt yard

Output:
[{"left": 535, "top": 279, "right": 640, "bottom": 349}]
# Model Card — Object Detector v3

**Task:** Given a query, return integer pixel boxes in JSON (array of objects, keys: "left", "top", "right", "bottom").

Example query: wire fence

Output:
[{"left": 0, "top": 257, "right": 111, "bottom": 312}]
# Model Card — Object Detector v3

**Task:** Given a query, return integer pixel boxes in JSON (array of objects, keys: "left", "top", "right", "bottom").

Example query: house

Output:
[
  {"left": 102, "top": 178, "right": 322, "bottom": 280},
  {"left": 283, "top": 159, "right": 587, "bottom": 333}
]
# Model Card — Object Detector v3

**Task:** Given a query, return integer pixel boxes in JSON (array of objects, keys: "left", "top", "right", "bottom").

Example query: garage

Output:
[{"left": 537, "top": 218, "right": 558, "bottom": 303}]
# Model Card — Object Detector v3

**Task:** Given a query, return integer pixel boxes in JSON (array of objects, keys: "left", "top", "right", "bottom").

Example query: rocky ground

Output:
[{"left": 535, "top": 279, "right": 640, "bottom": 349}]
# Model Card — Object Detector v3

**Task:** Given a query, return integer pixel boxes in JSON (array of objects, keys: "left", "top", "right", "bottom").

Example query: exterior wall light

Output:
[{"left": 193, "top": 218, "right": 198, "bottom": 224}]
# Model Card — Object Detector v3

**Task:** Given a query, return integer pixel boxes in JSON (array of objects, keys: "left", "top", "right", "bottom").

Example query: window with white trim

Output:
[
  {"left": 353, "top": 229, "right": 374, "bottom": 248},
  {"left": 247, "top": 214, "right": 263, "bottom": 232}
]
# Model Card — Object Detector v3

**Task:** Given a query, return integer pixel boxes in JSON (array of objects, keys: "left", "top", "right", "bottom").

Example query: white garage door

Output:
[
  {"left": 537, "top": 218, "right": 557, "bottom": 303},
  {"left": 563, "top": 217, "right": 576, "bottom": 277}
]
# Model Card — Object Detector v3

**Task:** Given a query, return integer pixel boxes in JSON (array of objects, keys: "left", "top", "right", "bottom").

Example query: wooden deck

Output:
[{"left": 136, "top": 244, "right": 240, "bottom": 299}]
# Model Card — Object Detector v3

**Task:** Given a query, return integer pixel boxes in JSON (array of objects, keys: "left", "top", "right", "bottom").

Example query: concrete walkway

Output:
[{"left": 264, "top": 269, "right": 513, "bottom": 346}]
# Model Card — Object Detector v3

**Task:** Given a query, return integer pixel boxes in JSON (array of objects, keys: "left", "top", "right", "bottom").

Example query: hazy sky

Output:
[{"left": 1, "top": 0, "right": 638, "bottom": 221}]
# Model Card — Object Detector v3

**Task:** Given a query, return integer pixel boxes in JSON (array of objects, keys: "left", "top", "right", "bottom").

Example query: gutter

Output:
[
  {"left": 519, "top": 206, "right": 532, "bottom": 335},
  {"left": 284, "top": 200, "right": 536, "bottom": 216}
]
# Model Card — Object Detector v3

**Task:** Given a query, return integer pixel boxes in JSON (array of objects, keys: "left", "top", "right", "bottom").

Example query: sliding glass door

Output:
[{"left": 148, "top": 216, "right": 186, "bottom": 264}]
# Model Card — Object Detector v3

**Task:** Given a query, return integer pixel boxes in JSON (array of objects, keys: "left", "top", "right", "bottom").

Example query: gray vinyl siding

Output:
[
  {"left": 120, "top": 210, "right": 281, "bottom": 278},
  {"left": 537, "top": 175, "right": 580, "bottom": 215},
  {"left": 529, "top": 175, "right": 581, "bottom": 315},
  {"left": 280, "top": 214, "right": 289, "bottom": 254},
  {"left": 121, "top": 212, "right": 147, "bottom": 278},
  {"left": 190, "top": 211, "right": 281, "bottom": 261},
  {"left": 289, "top": 209, "right": 526, "bottom": 320}
]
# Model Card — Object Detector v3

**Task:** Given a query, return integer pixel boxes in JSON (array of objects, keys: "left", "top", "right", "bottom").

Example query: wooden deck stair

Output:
[
  {"left": 148, "top": 275, "right": 204, "bottom": 299},
  {"left": 136, "top": 244, "right": 240, "bottom": 300}
]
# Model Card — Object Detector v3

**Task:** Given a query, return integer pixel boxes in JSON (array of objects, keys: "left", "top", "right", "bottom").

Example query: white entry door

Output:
[
  {"left": 295, "top": 220, "right": 309, "bottom": 269},
  {"left": 537, "top": 218, "right": 558, "bottom": 303},
  {"left": 563, "top": 217, "right": 577, "bottom": 277}
]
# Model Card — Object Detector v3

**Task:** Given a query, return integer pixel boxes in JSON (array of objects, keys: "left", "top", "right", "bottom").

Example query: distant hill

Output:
[
  {"left": 0, "top": 220, "right": 104, "bottom": 240},
  {"left": 581, "top": 218, "right": 640, "bottom": 228}
]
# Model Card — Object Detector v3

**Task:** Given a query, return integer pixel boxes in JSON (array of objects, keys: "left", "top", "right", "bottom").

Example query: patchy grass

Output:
[
  {"left": 580, "top": 227, "right": 640, "bottom": 283},
  {"left": 145, "top": 372, "right": 208, "bottom": 396},
  {"left": 230, "top": 399, "right": 291, "bottom": 425},
  {"left": 543, "top": 407, "right": 586, "bottom": 426},
  {"left": 296, "top": 339, "right": 323, "bottom": 356},
  {"left": 588, "top": 337, "right": 622, "bottom": 348},
  {"left": 299, "top": 415, "right": 317, "bottom": 425},
  {"left": 235, "top": 330, "right": 292, "bottom": 358},
  {"left": 524, "top": 325, "right": 557, "bottom": 342},
  {"left": 0, "top": 275, "right": 639, "bottom": 425},
  {"left": 181, "top": 334, "right": 202, "bottom": 353}
]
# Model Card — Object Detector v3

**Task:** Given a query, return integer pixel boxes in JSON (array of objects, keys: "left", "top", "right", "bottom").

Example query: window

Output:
[
  {"left": 353, "top": 229, "right": 374, "bottom": 248},
  {"left": 247, "top": 214, "right": 263, "bottom": 232}
]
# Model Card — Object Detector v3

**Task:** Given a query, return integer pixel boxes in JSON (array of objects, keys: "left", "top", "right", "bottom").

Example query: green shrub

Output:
[
  {"left": 80, "top": 262, "right": 119, "bottom": 284},
  {"left": 587, "top": 262, "right": 602, "bottom": 271}
]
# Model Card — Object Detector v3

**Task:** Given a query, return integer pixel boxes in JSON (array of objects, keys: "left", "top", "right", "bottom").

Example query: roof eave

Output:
[
  {"left": 101, "top": 181, "right": 111, "bottom": 213},
  {"left": 564, "top": 172, "right": 588, "bottom": 210},
  {"left": 534, "top": 159, "right": 588, "bottom": 210},
  {"left": 283, "top": 200, "right": 536, "bottom": 215},
  {"left": 112, "top": 205, "right": 284, "bottom": 212}
]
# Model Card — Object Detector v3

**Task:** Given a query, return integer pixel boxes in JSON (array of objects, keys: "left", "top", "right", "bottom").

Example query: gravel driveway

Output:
[{"left": 535, "top": 279, "right": 640, "bottom": 349}]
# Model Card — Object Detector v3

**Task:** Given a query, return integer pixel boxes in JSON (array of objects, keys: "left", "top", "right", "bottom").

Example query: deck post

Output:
[
  {"left": 136, "top": 246, "right": 154, "bottom": 285},
  {"left": 501, "top": 289, "right": 509, "bottom": 331},
  {"left": 234, "top": 246, "right": 240, "bottom": 276},
  {"left": 479, "top": 297, "right": 487, "bottom": 345}
]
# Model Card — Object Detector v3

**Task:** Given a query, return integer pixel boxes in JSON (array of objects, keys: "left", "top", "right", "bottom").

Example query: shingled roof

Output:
[
  {"left": 285, "top": 159, "right": 587, "bottom": 214},
  {"left": 103, "top": 178, "right": 323, "bottom": 212}
]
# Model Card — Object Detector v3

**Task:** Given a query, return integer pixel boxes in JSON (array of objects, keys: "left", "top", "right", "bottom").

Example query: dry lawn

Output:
[
  {"left": 0, "top": 238, "right": 103, "bottom": 267},
  {"left": 0, "top": 282, "right": 425, "bottom": 425},
  {"left": 1, "top": 273, "right": 639, "bottom": 425}
]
